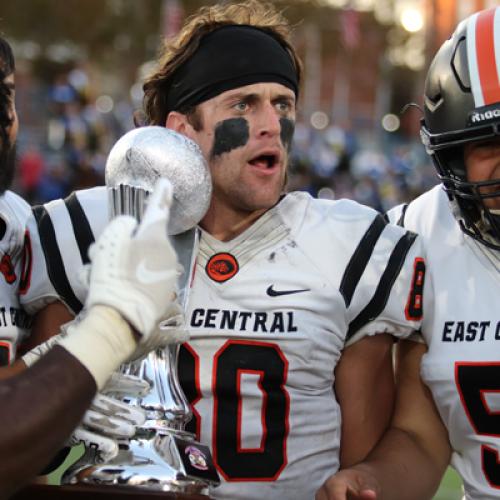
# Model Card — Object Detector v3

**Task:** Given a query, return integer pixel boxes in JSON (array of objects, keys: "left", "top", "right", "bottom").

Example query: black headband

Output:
[{"left": 166, "top": 25, "right": 299, "bottom": 113}]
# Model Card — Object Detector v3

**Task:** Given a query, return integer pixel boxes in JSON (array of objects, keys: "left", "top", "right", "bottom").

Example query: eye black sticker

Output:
[
  {"left": 211, "top": 118, "right": 249, "bottom": 158},
  {"left": 280, "top": 118, "right": 295, "bottom": 152}
]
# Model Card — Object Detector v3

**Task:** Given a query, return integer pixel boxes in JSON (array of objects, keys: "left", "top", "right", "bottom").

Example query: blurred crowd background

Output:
[{"left": 0, "top": 0, "right": 496, "bottom": 212}]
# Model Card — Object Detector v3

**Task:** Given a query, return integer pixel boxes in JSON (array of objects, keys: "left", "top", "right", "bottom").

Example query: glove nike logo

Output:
[
  {"left": 266, "top": 285, "right": 310, "bottom": 297},
  {"left": 137, "top": 260, "right": 173, "bottom": 284}
]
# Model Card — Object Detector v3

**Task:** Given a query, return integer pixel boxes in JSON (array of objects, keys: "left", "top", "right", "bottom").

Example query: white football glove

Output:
[
  {"left": 128, "top": 299, "right": 189, "bottom": 362},
  {"left": 68, "top": 372, "right": 149, "bottom": 463},
  {"left": 85, "top": 177, "right": 179, "bottom": 340},
  {"left": 75, "top": 273, "right": 189, "bottom": 364}
]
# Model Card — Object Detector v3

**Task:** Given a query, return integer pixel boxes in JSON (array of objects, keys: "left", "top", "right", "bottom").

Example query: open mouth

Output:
[{"left": 248, "top": 153, "right": 279, "bottom": 169}]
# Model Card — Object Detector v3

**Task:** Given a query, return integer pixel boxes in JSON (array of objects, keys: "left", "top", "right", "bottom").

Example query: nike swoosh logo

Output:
[
  {"left": 266, "top": 285, "right": 310, "bottom": 297},
  {"left": 137, "top": 260, "right": 173, "bottom": 284}
]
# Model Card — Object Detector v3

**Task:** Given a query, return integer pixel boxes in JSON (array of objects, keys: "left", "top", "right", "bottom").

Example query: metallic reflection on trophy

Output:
[{"left": 64, "top": 127, "right": 219, "bottom": 495}]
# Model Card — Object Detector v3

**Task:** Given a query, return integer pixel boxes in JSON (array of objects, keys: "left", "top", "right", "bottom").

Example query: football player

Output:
[
  {"left": 0, "top": 36, "right": 32, "bottom": 370},
  {"left": 0, "top": 36, "right": 152, "bottom": 469},
  {"left": 21, "top": 2, "right": 428, "bottom": 498},
  {"left": 316, "top": 7, "right": 500, "bottom": 500},
  {"left": 0, "top": 36, "right": 182, "bottom": 497}
]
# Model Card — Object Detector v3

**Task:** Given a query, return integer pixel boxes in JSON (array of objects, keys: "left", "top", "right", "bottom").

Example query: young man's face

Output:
[
  {"left": 179, "top": 82, "right": 296, "bottom": 217},
  {"left": 464, "top": 136, "right": 500, "bottom": 210}
]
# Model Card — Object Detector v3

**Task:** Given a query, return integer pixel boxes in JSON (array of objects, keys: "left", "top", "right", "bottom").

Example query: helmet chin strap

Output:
[
  {"left": 477, "top": 208, "right": 500, "bottom": 250},
  {"left": 460, "top": 208, "right": 500, "bottom": 272},
  {"left": 449, "top": 196, "right": 500, "bottom": 252}
]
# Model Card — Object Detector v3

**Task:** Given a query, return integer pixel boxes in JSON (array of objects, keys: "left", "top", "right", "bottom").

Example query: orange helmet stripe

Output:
[
  {"left": 475, "top": 8, "right": 500, "bottom": 105},
  {"left": 467, "top": 7, "right": 500, "bottom": 107}
]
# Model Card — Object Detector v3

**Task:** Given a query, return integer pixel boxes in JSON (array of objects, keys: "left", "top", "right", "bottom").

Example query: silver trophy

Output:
[{"left": 63, "top": 127, "right": 219, "bottom": 496}]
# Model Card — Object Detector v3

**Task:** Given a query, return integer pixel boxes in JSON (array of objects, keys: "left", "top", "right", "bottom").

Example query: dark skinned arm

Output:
[
  {"left": 18, "top": 301, "right": 75, "bottom": 355},
  {"left": 0, "top": 345, "right": 96, "bottom": 498}
]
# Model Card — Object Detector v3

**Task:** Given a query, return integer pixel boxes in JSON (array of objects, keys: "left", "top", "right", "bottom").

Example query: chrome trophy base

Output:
[{"left": 63, "top": 427, "right": 219, "bottom": 495}]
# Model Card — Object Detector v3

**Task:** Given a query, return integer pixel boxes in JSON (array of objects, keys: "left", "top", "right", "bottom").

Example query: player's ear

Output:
[{"left": 166, "top": 111, "right": 189, "bottom": 134}]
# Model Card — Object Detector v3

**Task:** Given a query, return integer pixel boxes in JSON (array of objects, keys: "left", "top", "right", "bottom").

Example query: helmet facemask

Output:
[{"left": 425, "top": 134, "right": 500, "bottom": 250}]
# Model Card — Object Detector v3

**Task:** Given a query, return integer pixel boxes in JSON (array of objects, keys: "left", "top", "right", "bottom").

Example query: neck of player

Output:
[{"left": 200, "top": 198, "right": 269, "bottom": 241}]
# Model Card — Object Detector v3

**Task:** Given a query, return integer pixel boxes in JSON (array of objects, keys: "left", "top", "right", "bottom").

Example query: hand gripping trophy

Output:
[{"left": 64, "top": 127, "right": 219, "bottom": 496}]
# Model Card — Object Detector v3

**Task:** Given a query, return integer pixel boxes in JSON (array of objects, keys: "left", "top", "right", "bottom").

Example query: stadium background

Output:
[{"left": 1, "top": 1, "right": 497, "bottom": 497}]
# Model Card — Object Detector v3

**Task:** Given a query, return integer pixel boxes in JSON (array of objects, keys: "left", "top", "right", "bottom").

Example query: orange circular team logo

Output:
[{"left": 206, "top": 253, "right": 239, "bottom": 283}]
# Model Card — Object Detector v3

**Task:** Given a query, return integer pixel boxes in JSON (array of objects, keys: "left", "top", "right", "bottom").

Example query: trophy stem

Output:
[{"left": 141, "top": 345, "right": 192, "bottom": 431}]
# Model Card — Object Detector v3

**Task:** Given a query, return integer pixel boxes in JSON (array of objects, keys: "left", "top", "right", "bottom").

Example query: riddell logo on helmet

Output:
[{"left": 469, "top": 107, "right": 500, "bottom": 124}]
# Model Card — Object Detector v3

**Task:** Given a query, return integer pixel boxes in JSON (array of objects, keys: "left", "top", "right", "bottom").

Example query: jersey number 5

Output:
[
  {"left": 179, "top": 340, "right": 290, "bottom": 481},
  {"left": 455, "top": 362, "right": 500, "bottom": 489}
]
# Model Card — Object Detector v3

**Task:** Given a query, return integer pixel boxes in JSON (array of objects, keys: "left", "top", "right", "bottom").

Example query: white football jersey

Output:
[
  {"left": 180, "top": 192, "right": 425, "bottom": 499},
  {"left": 0, "top": 190, "right": 32, "bottom": 364},
  {"left": 23, "top": 188, "right": 425, "bottom": 499},
  {"left": 388, "top": 185, "right": 500, "bottom": 499}
]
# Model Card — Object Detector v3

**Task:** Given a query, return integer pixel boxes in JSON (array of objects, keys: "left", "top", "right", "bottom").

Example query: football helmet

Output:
[{"left": 420, "top": 7, "right": 500, "bottom": 250}]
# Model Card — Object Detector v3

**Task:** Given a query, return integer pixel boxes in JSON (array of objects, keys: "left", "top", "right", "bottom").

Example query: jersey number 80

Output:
[{"left": 179, "top": 339, "right": 290, "bottom": 481}]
